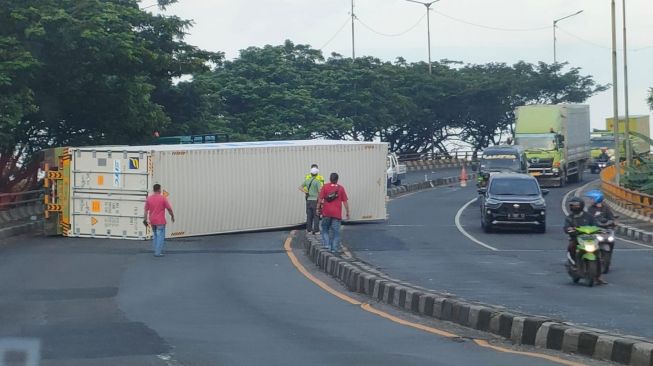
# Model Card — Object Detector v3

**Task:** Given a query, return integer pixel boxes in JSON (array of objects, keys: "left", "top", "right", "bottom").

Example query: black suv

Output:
[{"left": 478, "top": 173, "right": 548, "bottom": 233}]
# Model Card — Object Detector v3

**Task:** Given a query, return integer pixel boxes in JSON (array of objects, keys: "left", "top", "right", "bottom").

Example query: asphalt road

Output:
[
  {"left": 0, "top": 232, "right": 581, "bottom": 366},
  {"left": 344, "top": 179, "right": 653, "bottom": 339},
  {"left": 402, "top": 167, "right": 462, "bottom": 185}
]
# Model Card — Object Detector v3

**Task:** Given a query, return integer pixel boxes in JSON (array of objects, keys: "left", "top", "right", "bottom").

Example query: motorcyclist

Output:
[
  {"left": 585, "top": 190, "right": 615, "bottom": 228},
  {"left": 563, "top": 197, "right": 607, "bottom": 284},
  {"left": 597, "top": 147, "right": 610, "bottom": 162}
]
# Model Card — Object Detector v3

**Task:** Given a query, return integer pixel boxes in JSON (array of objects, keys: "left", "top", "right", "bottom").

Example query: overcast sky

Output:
[{"left": 147, "top": 0, "right": 652, "bottom": 132}]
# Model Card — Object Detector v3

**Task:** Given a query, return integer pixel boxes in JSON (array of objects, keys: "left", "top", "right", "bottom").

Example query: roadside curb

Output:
[
  {"left": 404, "top": 159, "right": 467, "bottom": 172},
  {"left": 300, "top": 234, "right": 653, "bottom": 365},
  {"left": 388, "top": 174, "right": 477, "bottom": 198},
  {"left": 607, "top": 200, "right": 653, "bottom": 243}
]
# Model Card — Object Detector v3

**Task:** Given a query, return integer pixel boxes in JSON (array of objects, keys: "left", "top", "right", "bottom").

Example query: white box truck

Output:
[{"left": 49, "top": 140, "right": 388, "bottom": 240}]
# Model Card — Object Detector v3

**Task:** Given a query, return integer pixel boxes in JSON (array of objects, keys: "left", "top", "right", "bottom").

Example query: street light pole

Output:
[
  {"left": 622, "top": 0, "right": 631, "bottom": 164},
  {"left": 611, "top": 0, "right": 621, "bottom": 185},
  {"left": 406, "top": 0, "right": 441, "bottom": 74},
  {"left": 553, "top": 10, "right": 583, "bottom": 63},
  {"left": 351, "top": 0, "right": 356, "bottom": 59}
]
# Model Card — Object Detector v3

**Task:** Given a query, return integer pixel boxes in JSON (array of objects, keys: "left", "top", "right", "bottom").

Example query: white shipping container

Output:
[{"left": 68, "top": 140, "right": 388, "bottom": 239}]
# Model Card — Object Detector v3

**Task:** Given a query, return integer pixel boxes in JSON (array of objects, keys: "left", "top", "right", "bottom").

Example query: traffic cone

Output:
[{"left": 460, "top": 165, "right": 468, "bottom": 187}]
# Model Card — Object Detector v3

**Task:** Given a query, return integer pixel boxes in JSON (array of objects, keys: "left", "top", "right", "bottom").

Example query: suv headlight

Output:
[
  {"left": 531, "top": 199, "right": 546, "bottom": 209},
  {"left": 485, "top": 198, "right": 502, "bottom": 209}
]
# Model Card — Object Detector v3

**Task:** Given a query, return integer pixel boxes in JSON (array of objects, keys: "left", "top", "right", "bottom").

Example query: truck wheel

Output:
[{"left": 557, "top": 172, "right": 565, "bottom": 188}]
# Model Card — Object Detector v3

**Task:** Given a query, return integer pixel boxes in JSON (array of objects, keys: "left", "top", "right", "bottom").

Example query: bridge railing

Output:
[
  {"left": 0, "top": 190, "right": 44, "bottom": 226},
  {"left": 600, "top": 165, "right": 653, "bottom": 214},
  {"left": 397, "top": 150, "right": 475, "bottom": 162}
]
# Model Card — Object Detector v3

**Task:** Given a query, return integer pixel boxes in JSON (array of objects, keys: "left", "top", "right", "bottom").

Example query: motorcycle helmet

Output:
[
  {"left": 585, "top": 189, "right": 604, "bottom": 204},
  {"left": 568, "top": 197, "right": 585, "bottom": 214}
]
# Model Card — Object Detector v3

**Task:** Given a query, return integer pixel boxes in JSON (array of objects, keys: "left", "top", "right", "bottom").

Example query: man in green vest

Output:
[
  {"left": 304, "top": 164, "right": 325, "bottom": 185},
  {"left": 299, "top": 165, "right": 324, "bottom": 234}
]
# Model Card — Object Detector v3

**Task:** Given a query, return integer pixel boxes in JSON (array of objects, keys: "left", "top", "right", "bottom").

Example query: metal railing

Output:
[
  {"left": 601, "top": 165, "right": 653, "bottom": 213},
  {"left": 397, "top": 150, "right": 475, "bottom": 162}
]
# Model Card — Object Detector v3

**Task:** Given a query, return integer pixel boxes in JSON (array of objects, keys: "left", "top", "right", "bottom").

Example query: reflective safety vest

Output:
[{"left": 305, "top": 173, "right": 325, "bottom": 185}]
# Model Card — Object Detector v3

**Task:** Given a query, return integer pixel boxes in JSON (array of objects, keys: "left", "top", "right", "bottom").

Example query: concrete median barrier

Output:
[{"left": 300, "top": 232, "right": 653, "bottom": 366}]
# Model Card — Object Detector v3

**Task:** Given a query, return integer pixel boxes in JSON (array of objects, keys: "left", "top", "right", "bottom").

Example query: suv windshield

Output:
[
  {"left": 480, "top": 155, "right": 520, "bottom": 171},
  {"left": 591, "top": 139, "right": 614, "bottom": 149},
  {"left": 515, "top": 136, "right": 555, "bottom": 150},
  {"left": 490, "top": 178, "right": 540, "bottom": 196}
]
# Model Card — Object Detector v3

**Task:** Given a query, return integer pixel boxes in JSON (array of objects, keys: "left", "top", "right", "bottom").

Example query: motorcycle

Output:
[
  {"left": 566, "top": 226, "right": 602, "bottom": 287},
  {"left": 596, "top": 228, "right": 615, "bottom": 273}
]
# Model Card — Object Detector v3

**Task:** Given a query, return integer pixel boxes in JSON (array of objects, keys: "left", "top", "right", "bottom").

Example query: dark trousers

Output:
[{"left": 306, "top": 200, "right": 320, "bottom": 232}]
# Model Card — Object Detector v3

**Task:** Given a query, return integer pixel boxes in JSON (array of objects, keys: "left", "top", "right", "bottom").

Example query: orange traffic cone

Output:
[{"left": 460, "top": 165, "right": 468, "bottom": 187}]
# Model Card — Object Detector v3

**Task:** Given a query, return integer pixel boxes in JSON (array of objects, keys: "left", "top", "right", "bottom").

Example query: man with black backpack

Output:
[
  {"left": 316, "top": 172, "right": 350, "bottom": 254},
  {"left": 299, "top": 166, "right": 323, "bottom": 234}
]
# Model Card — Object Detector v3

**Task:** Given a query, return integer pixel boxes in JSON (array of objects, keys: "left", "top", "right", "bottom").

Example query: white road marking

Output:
[{"left": 454, "top": 197, "right": 499, "bottom": 251}]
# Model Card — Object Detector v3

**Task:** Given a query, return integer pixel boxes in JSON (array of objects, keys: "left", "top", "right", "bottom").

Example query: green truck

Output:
[{"left": 514, "top": 104, "right": 591, "bottom": 187}]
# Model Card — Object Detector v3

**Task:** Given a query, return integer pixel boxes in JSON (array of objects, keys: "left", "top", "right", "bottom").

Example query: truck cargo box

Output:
[{"left": 63, "top": 140, "right": 388, "bottom": 240}]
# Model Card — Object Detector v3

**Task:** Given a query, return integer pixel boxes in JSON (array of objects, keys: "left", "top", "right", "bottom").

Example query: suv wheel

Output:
[
  {"left": 482, "top": 216, "right": 493, "bottom": 233},
  {"left": 536, "top": 223, "right": 546, "bottom": 233}
]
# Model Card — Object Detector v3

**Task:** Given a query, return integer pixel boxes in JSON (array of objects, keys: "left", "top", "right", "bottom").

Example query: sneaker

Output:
[{"left": 596, "top": 278, "right": 608, "bottom": 285}]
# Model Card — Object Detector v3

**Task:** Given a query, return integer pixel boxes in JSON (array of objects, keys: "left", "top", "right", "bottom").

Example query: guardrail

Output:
[
  {"left": 397, "top": 150, "right": 475, "bottom": 162},
  {"left": 600, "top": 165, "right": 653, "bottom": 214},
  {"left": 0, "top": 190, "right": 44, "bottom": 226}
]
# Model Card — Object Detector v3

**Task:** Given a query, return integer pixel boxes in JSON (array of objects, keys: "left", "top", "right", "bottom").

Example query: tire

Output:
[
  {"left": 573, "top": 277, "right": 580, "bottom": 284},
  {"left": 587, "top": 260, "right": 599, "bottom": 287},
  {"left": 602, "top": 251, "right": 612, "bottom": 274},
  {"left": 557, "top": 171, "right": 566, "bottom": 188},
  {"left": 536, "top": 223, "right": 546, "bottom": 233},
  {"left": 482, "top": 216, "right": 493, "bottom": 233}
]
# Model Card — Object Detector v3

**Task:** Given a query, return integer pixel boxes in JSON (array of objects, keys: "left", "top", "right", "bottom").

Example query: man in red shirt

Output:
[
  {"left": 316, "top": 173, "right": 350, "bottom": 253},
  {"left": 144, "top": 184, "right": 175, "bottom": 257}
]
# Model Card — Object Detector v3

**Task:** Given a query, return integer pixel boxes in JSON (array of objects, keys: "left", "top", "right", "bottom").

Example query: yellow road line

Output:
[
  {"left": 284, "top": 231, "right": 360, "bottom": 305},
  {"left": 473, "top": 340, "right": 586, "bottom": 366},
  {"left": 360, "top": 303, "right": 457, "bottom": 338},
  {"left": 284, "top": 232, "right": 586, "bottom": 366}
]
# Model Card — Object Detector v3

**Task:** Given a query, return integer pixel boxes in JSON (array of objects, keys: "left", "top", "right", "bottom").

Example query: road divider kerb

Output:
[
  {"left": 387, "top": 174, "right": 477, "bottom": 198},
  {"left": 297, "top": 233, "right": 653, "bottom": 366}
]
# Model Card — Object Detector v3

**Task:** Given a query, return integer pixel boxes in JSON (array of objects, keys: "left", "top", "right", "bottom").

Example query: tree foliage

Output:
[
  {"left": 164, "top": 42, "right": 607, "bottom": 155},
  {"left": 0, "top": 0, "right": 220, "bottom": 191}
]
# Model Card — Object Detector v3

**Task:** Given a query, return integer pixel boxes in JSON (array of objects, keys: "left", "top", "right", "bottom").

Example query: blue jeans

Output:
[
  {"left": 320, "top": 217, "right": 342, "bottom": 252},
  {"left": 152, "top": 225, "right": 166, "bottom": 256}
]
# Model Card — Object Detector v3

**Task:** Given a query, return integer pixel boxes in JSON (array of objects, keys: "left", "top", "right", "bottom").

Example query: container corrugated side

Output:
[{"left": 153, "top": 142, "right": 387, "bottom": 238}]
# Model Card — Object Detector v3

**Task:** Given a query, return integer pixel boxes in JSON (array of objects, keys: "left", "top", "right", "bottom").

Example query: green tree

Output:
[
  {"left": 648, "top": 88, "right": 653, "bottom": 110},
  {"left": 0, "top": 0, "right": 219, "bottom": 191}
]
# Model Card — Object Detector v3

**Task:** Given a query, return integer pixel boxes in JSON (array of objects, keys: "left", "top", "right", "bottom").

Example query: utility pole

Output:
[
  {"left": 622, "top": 0, "right": 631, "bottom": 164},
  {"left": 611, "top": 0, "right": 621, "bottom": 185},
  {"left": 552, "top": 10, "right": 583, "bottom": 64},
  {"left": 406, "top": 0, "right": 440, "bottom": 74},
  {"left": 351, "top": 0, "right": 356, "bottom": 59}
]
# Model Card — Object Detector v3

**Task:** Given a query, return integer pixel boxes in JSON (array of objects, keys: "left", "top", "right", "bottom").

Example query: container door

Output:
[
  {"left": 68, "top": 148, "right": 151, "bottom": 240},
  {"left": 70, "top": 193, "right": 148, "bottom": 239},
  {"left": 72, "top": 149, "right": 149, "bottom": 193}
]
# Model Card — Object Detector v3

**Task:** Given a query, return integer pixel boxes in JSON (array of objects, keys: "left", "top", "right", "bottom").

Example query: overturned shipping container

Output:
[{"left": 45, "top": 140, "right": 388, "bottom": 240}]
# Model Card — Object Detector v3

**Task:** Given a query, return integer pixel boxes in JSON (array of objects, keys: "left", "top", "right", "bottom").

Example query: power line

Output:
[
  {"left": 432, "top": 10, "right": 550, "bottom": 32},
  {"left": 318, "top": 17, "right": 351, "bottom": 50},
  {"left": 355, "top": 13, "right": 427, "bottom": 37}
]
